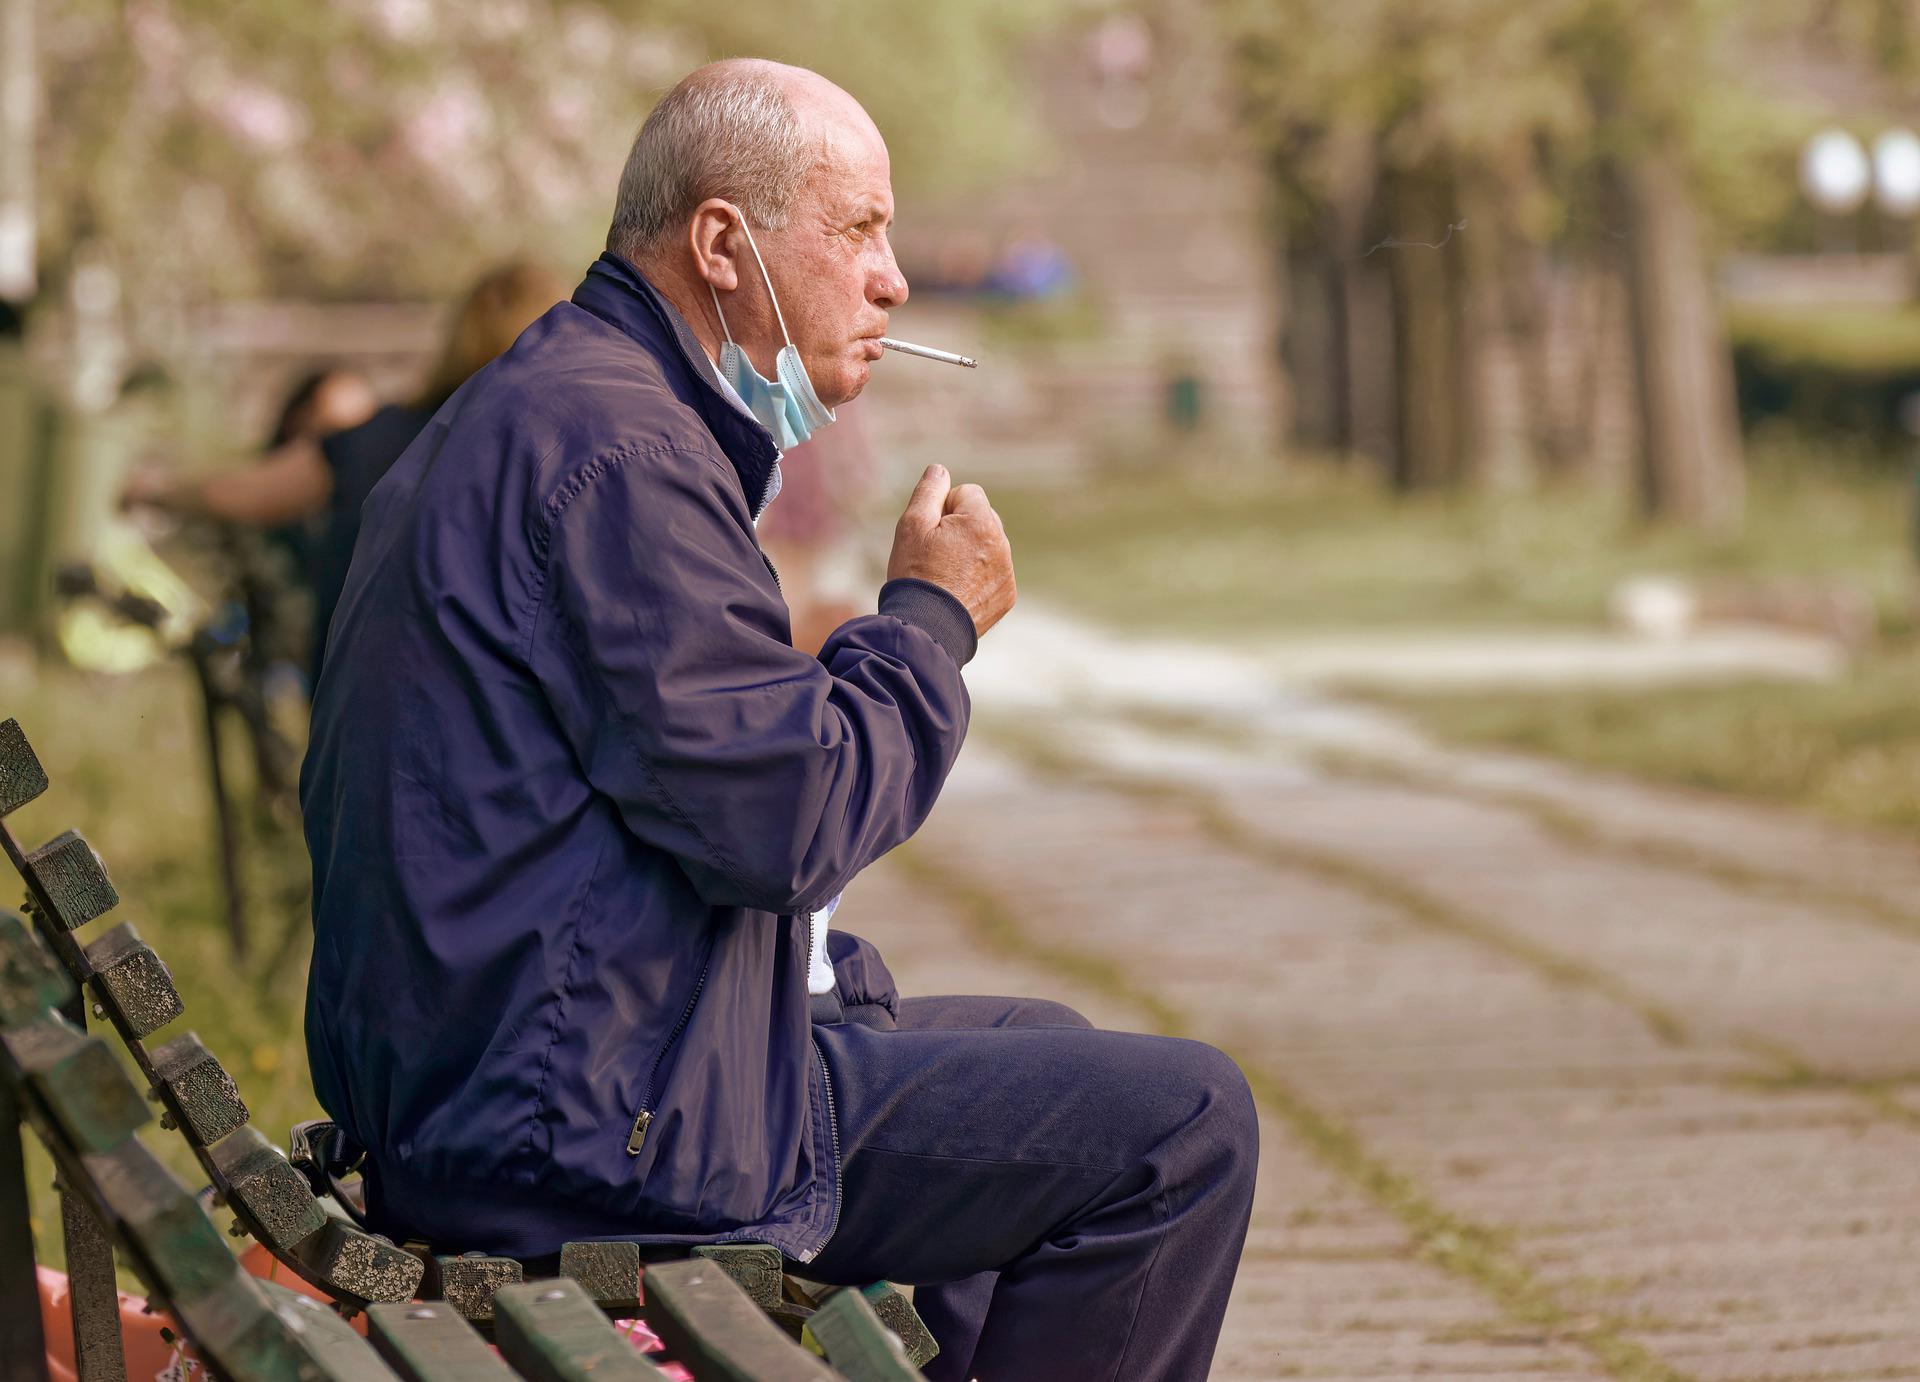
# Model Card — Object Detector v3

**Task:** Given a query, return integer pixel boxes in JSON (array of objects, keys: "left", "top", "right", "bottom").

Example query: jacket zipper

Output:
[
  {"left": 627, "top": 950, "right": 713, "bottom": 1156},
  {"left": 796, "top": 1037, "right": 843, "bottom": 1263}
]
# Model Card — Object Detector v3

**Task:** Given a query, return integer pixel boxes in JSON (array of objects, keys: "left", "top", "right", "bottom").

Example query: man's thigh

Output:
[
  {"left": 807, "top": 1018, "right": 1233, "bottom": 1287},
  {"left": 894, "top": 994, "right": 1092, "bottom": 1032}
]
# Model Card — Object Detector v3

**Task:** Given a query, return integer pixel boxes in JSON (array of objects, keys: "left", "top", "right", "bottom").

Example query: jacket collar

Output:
[{"left": 571, "top": 252, "right": 780, "bottom": 511}]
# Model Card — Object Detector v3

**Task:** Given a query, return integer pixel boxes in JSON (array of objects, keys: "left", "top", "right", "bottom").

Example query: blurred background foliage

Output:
[{"left": 40, "top": 0, "right": 1064, "bottom": 310}]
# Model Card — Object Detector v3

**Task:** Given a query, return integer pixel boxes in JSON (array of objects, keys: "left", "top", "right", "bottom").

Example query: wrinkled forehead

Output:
[{"left": 801, "top": 101, "right": 894, "bottom": 219}]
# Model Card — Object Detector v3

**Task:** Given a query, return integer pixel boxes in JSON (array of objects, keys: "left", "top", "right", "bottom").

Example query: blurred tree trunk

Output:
[
  {"left": 1384, "top": 161, "right": 1473, "bottom": 490},
  {"left": 1606, "top": 145, "right": 1745, "bottom": 531},
  {"left": 1390, "top": 160, "right": 1489, "bottom": 495},
  {"left": 1457, "top": 159, "right": 1541, "bottom": 489}
]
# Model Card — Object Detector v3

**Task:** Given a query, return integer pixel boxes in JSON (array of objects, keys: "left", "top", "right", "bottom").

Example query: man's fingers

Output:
[
  {"left": 943, "top": 483, "right": 991, "bottom": 516},
  {"left": 901, "top": 464, "right": 952, "bottom": 527}
]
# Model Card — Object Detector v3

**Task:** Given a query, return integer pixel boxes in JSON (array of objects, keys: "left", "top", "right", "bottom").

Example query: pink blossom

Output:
[{"left": 212, "top": 82, "right": 308, "bottom": 152}]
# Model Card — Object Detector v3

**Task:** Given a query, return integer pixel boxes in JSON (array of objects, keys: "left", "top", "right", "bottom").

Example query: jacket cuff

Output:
[{"left": 878, "top": 578, "right": 977, "bottom": 667}]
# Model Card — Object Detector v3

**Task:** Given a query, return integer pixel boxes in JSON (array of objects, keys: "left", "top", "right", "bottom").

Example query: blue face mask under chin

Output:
[{"left": 708, "top": 216, "right": 837, "bottom": 451}]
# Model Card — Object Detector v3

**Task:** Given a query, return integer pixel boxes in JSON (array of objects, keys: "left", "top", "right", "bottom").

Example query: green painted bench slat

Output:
[
  {"left": 210, "top": 1125, "right": 329, "bottom": 1252},
  {"left": 7, "top": 1017, "right": 151, "bottom": 1152},
  {"left": 23, "top": 830, "right": 119, "bottom": 930},
  {"left": 83, "top": 1139, "right": 239, "bottom": 1304},
  {"left": 641, "top": 1257, "right": 841, "bottom": 1382},
  {"left": 83, "top": 922, "right": 184, "bottom": 1037},
  {"left": 367, "top": 1299, "right": 520, "bottom": 1381},
  {"left": 0, "top": 909, "right": 72, "bottom": 1025},
  {"left": 802, "top": 1288, "right": 921, "bottom": 1382},
  {"left": 495, "top": 1278, "right": 677, "bottom": 1381},
  {"left": 0, "top": 719, "right": 48, "bottom": 817},
  {"left": 785, "top": 1279, "right": 936, "bottom": 1371},
  {"left": 259, "top": 1281, "right": 404, "bottom": 1379},
  {"left": 163, "top": 1274, "right": 328, "bottom": 1379},
  {"left": 150, "top": 1032, "right": 248, "bottom": 1146}
]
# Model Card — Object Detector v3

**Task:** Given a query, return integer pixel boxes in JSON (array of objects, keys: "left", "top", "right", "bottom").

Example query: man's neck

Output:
[{"left": 631, "top": 252, "right": 726, "bottom": 371}]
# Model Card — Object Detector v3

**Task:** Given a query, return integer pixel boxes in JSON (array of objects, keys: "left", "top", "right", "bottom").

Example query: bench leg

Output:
[
  {"left": 60, "top": 1185, "right": 126, "bottom": 1382},
  {"left": 57, "top": 993, "right": 127, "bottom": 1382},
  {"left": 0, "top": 1082, "right": 48, "bottom": 1382}
]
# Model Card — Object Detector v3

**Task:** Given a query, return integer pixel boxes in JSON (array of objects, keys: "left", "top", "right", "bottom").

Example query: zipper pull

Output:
[{"left": 626, "top": 1110, "right": 652, "bottom": 1156}]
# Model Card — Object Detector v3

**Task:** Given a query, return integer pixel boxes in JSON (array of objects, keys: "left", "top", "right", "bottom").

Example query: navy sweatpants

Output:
[{"left": 807, "top": 995, "right": 1259, "bottom": 1381}]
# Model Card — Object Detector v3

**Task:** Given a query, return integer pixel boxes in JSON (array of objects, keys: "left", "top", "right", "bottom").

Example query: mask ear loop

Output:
[
  {"left": 734, "top": 217, "right": 796, "bottom": 350},
  {"left": 707, "top": 282, "right": 736, "bottom": 347},
  {"left": 737, "top": 211, "right": 835, "bottom": 424}
]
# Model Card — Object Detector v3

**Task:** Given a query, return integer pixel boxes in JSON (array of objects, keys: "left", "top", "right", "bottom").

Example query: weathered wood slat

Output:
[
  {"left": 852, "top": 1283, "right": 936, "bottom": 1370},
  {"left": 210, "top": 1125, "right": 329, "bottom": 1252},
  {"left": 558, "top": 1239, "right": 643, "bottom": 1312},
  {"left": 689, "top": 1242, "right": 784, "bottom": 1310},
  {"left": 294, "top": 1220, "right": 427, "bottom": 1304},
  {"left": 803, "top": 1288, "right": 921, "bottom": 1382},
  {"left": 22, "top": 831, "right": 119, "bottom": 929},
  {"left": 367, "top": 1299, "right": 519, "bottom": 1381},
  {"left": 642, "top": 1257, "right": 841, "bottom": 1382},
  {"left": 82, "top": 923, "right": 183, "bottom": 1037},
  {"left": 493, "top": 1278, "right": 675, "bottom": 1381},
  {"left": 0, "top": 720, "right": 49, "bottom": 817},
  {"left": 150, "top": 1032, "right": 248, "bottom": 1146},
  {"left": 434, "top": 1252, "right": 523, "bottom": 1322}
]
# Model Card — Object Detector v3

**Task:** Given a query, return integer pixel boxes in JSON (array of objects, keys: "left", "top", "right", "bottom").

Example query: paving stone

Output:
[
  {"left": 841, "top": 864, "right": 1602, "bottom": 1380},
  {"left": 861, "top": 735, "right": 1920, "bottom": 1380}
]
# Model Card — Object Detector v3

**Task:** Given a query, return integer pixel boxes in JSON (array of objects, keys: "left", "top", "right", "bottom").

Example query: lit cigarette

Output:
[{"left": 878, "top": 337, "right": 978, "bottom": 369}]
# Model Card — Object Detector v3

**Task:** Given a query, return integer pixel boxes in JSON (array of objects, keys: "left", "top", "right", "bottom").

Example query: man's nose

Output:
[{"left": 871, "top": 253, "right": 909, "bottom": 310}]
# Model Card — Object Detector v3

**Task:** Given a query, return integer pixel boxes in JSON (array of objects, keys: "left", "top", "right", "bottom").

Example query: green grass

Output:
[
  {"left": 991, "top": 434, "right": 1914, "bottom": 639},
  {"left": 2, "top": 658, "right": 315, "bottom": 1269},
  {"left": 1728, "top": 305, "right": 1920, "bottom": 375},
  {"left": 996, "top": 434, "right": 1920, "bottom": 837},
  {"left": 1378, "top": 642, "right": 1920, "bottom": 838}
]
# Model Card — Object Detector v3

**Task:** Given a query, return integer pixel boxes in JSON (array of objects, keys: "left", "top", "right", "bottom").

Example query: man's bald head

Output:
[{"left": 606, "top": 59, "right": 876, "bottom": 263}]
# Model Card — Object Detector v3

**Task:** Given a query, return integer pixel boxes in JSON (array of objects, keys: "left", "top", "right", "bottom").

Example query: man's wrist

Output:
[{"left": 878, "top": 577, "right": 977, "bottom": 667}]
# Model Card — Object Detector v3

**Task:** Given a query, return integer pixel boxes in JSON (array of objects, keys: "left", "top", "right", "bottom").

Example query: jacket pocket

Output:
[{"left": 626, "top": 943, "right": 714, "bottom": 1157}]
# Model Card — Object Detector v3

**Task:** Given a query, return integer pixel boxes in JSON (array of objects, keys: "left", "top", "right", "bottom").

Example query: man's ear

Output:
[{"left": 689, "top": 199, "right": 742, "bottom": 294}]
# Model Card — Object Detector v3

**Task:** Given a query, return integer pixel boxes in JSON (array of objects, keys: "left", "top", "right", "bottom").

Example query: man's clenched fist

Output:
[{"left": 886, "top": 464, "right": 1017, "bottom": 638}]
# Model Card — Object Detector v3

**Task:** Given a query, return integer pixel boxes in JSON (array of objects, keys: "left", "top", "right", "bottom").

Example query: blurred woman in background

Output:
[{"left": 127, "top": 260, "right": 565, "bottom": 676}]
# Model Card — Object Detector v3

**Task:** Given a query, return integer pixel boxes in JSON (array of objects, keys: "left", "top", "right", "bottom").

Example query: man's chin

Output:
[{"left": 823, "top": 363, "right": 870, "bottom": 408}]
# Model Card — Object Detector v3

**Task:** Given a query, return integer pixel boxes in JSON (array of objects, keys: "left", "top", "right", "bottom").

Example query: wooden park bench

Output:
[{"left": 0, "top": 716, "right": 938, "bottom": 1381}]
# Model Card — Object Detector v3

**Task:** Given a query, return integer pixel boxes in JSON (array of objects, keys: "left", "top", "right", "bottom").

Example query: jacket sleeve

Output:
[{"left": 530, "top": 442, "right": 970, "bottom": 915}]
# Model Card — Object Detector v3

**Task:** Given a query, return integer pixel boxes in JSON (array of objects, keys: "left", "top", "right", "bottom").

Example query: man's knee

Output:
[{"left": 1160, "top": 1040, "right": 1259, "bottom": 1190}]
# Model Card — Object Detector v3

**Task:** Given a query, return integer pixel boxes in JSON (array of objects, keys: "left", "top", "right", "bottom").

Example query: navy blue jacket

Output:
[{"left": 300, "top": 253, "right": 974, "bottom": 1259}]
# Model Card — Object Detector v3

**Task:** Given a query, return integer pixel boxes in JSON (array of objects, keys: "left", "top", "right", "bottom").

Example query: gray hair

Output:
[{"left": 606, "top": 63, "right": 814, "bottom": 260}]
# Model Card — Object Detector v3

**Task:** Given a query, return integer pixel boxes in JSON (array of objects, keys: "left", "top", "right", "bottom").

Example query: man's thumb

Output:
[{"left": 903, "top": 464, "right": 951, "bottom": 526}]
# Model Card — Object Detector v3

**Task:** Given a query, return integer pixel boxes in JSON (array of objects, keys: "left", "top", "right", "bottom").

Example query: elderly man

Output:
[{"left": 302, "top": 59, "right": 1256, "bottom": 1380}]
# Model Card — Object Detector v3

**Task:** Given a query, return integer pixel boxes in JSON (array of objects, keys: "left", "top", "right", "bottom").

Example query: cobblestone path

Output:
[{"left": 835, "top": 690, "right": 1920, "bottom": 1381}]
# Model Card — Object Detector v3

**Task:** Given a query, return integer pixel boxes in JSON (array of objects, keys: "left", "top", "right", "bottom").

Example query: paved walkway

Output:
[{"left": 833, "top": 607, "right": 1920, "bottom": 1380}]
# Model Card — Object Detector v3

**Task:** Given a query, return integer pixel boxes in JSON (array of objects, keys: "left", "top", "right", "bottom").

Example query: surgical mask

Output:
[{"left": 708, "top": 215, "right": 835, "bottom": 450}]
